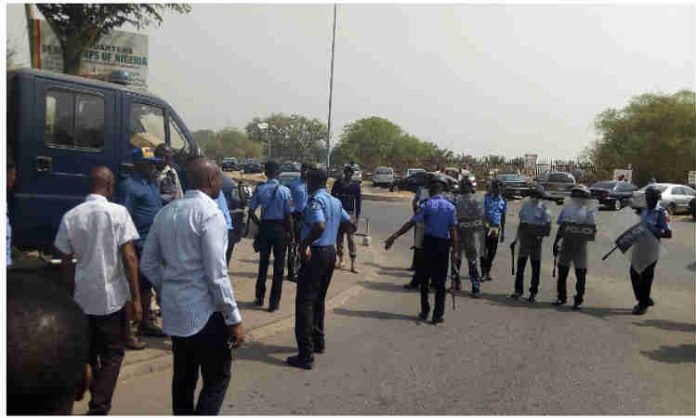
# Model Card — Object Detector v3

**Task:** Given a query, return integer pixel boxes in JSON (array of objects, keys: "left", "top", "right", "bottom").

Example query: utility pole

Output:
[{"left": 326, "top": 4, "right": 337, "bottom": 168}]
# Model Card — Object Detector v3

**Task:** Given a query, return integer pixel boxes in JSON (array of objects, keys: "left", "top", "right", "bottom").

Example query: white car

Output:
[
  {"left": 630, "top": 183, "right": 696, "bottom": 214},
  {"left": 350, "top": 164, "right": 363, "bottom": 183},
  {"left": 372, "top": 166, "right": 395, "bottom": 187}
]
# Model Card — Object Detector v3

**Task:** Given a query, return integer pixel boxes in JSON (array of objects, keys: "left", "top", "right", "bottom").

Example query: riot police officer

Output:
[
  {"left": 385, "top": 178, "right": 459, "bottom": 324},
  {"left": 287, "top": 167, "right": 353, "bottom": 370},
  {"left": 552, "top": 185, "right": 597, "bottom": 310},
  {"left": 510, "top": 184, "right": 552, "bottom": 302},
  {"left": 452, "top": 178, "right": 484, "bottom": 298},
  {"left": 248, "top": 161, "right": 293, "bottom": 312},
  {"left": 481, "top": 179, "right": 507, "bottom": 281}
]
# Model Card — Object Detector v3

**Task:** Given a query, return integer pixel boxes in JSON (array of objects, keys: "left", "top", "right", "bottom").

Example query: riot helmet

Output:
[{"left": 570, "top": 185, "right": 592, "bottom": 199}]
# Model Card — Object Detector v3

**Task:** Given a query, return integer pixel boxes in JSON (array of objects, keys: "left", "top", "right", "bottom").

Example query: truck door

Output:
[
  {"left": 12, "top": 77, "right": 116, "bottom": 250},
  {"left": 119, "top": 96, "right": 168, "bottom": 181}
]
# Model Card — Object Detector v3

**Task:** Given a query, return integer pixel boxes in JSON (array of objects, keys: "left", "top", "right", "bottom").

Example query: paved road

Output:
[{"left": 98, "top": 197, "right": 695, "bottom": 415}]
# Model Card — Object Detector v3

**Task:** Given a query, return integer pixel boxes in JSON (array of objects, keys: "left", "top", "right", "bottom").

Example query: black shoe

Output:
[
  {"left": 510, "top": 292, "right": 522, "bottom": 300},
  {"left": 313, "top": 341, "right": 325, "bottom": 354},
  {"left": 268, "top": 305, "right": 279, "bottom": 313},
  {"left": 471, "top": 289, "right": 481, "bottom": 299},
  {"left": 552, "top": 299, "right": 566, "bottom": 307},
  {"left": 647, "top": 298, "right": 655, "bottom": 307},
  {"left": 527, "top": 294, "right": 536, "bottom": 303},
  {"left": 572, "top": 302, "right": 581, "bottom": 311},
  {"left": 632, "top": 304, "right": 648, "bottom": 315},
  {"left": 287, "top": 276, "right": 297, "bottom": 283},
  {"left": 254, "top": 298, "right": 263, "bottom": 306},
  {"left": 404, "top": 282, "right": 418, "bottom": 290},
  {"left": 418, "top": 312, "right": 428, "bottom": 321},
  {"left": 287, "top": 355, "right": 314, "bottom": 370},
  {"left": 138, "top": 322, "right": 166, "bottom": 338},
  {"left": 431, "top": 316, "right": 444, "bottom": 325}
]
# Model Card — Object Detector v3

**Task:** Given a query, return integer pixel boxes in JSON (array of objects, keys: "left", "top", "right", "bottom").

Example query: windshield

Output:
[
  {"left": 591, "top": 181, "right": 616, "bottom": 190},
  {"left": 500, "top": 175, "right": 526, "bottom": 182}
]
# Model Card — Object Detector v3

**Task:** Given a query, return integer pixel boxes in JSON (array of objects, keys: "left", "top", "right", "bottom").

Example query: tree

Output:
[
  {"left": 586, "top": 90, "right": 696, "bottom": 185},
  {"left": 193, "top": 128, "right": 263, "bottom": 162},
  {"left": 36, "top": 4, "right": 191, "bottom": 75},
  {"left": 246, "top": 114, "right": 327, "bottom": 162}
]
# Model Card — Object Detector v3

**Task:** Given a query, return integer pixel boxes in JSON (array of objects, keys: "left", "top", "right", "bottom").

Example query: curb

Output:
[{"left": 118, "top": 271, "right": 371, "bottom": 383}]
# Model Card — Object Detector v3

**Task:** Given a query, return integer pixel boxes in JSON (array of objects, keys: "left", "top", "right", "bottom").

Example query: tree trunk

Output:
[{"left": 61, "top": 39, "right": 84, "bottom": 75}]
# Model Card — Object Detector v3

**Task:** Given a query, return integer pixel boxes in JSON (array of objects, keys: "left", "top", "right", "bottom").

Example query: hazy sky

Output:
[{"left": 7, "top": 3, "right": 695, "bottom": 158}]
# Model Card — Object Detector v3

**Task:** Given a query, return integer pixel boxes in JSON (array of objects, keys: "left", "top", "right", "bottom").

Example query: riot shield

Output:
[
  {"left": 455, "top": 193, "right": 484, "bottom": 228},
  {"left": 558, "top": 197, "right": 598, "bottom": 241},
  {"left": 518, "top": 197, "right": 552, "bottom": 237},
  {"left": 629, "top": 227, "right": 661, "bottom": 273}
]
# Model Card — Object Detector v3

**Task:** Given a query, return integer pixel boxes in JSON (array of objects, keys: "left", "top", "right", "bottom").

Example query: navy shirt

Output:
[
  {"left": 290, "top": 179, "right": 308, "bottom": 214},
  {"left": 248, "top": 179, "right": 292, "bottom": 221},
  {"left": 411, "top": 194, "right": 457, "bottom": 240},
  {"left": 301, "top": 188, "right": 350, "bottom": 247},
  {"left": 118, "top": 173, "right": 163, "bottom": 246},
  {"left": 331, "top": 179, "right": 362, "bottom": 219}
]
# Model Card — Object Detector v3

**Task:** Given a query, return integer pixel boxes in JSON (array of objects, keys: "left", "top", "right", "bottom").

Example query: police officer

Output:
[
  {"left": 287, "top": 163, "right": 309, "bottom": 282},
  {"left": 385, "top": 178, "right": 459, "bottom": 324},
  {"left": 287, "top": 166, "right": 353, "bottom": 370},
  {"left": 552, "top": 185, "right": 596, "bottom": 310},
  {"left": 404, "top": 176, "right": 432, "bottom": 289},
  {"left": 452, "top": 178, "right": 484, "bottom": 298},
  {"left": 628, "top": 186, "right": 671, "bottom": 315},
  {"left": 248, "top": 161, "right": 293, "bottom": 312},
  {"left": 331, "top": 165, "right": 362, "bottom": 273},
  {"left": 481, "top": 179, "right": 507, "bottom": 281},
  {"left": 510, "top": 184, "right": 552, "bottom": 302}
]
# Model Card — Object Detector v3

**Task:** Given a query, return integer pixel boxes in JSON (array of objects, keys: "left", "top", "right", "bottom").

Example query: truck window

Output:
[
  {"left": 130, "top": 103, "right": 166, "bottom": 149},
  {"left": 169, "top": 117, "right": 190, "bottom": 158},
  {"left": 45, "top": 89, "right": 105, "bottom": 150}
]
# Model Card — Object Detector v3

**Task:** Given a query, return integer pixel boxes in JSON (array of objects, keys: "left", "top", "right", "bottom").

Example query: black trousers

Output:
[
  {"left": 556, "top": 266, "right": 587, "bottom": 303},
  {"left": 514, "top": 257, "right": 542, "bottom": 295},
  {"left": 631, "top": 262, "right": 657, "bottom": 309},
  {"left": 135, "top": 245, "right": 155, "bottom": 324},
  {"left": 87, "top": 307, "right": 127, "bottom": 415},
  {"left": 421, "top": 235, "right": 450, "bottom": 319},
  {"left": 287, "top": 214, "right": 303, "bottom": 279},
  {"left": 171, "top": 313, "right": 231, "bottom": 415},
  {"left": 480, "top": 227, "right": 500, "bottom": 276},
  {"left": 225, "top": 229, "right": 235, "bottom": 267},
  {"left": 409, "top": 248, "right": 426, "bottom": 286},
  {"left": 256, "top": 221, "right": 288, "bottom": 307},
  {"left": 295, "top": 246, "right": 336, "bottom": 360}
]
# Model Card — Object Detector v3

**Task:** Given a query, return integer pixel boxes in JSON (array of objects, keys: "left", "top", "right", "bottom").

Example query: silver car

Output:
[
  {"left": 630, "top": 183, "right": 696, "bottom": 214},
  {"left": 372, "top": 166, "right": 395, "bottom": 187}
]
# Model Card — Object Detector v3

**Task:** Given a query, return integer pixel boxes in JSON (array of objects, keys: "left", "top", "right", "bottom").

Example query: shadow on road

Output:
[
  {"left": 477, "top": 292, "right": 634, "bottom": 318},
  {"left": 237, "top": 300, "right": 267, "bottom": 311},
  {"left": 231, "top": 271, "right": 258, "bottom": 280},
  {"left": 640, "top": 344, "right": 696, "bottom": 364},
  {"left": 235, "top": 341, "right": 296, "bottom": 367},
  {"left": 634, "top": 319, "right": 696, "bottom": 333},
  {"left": 333, "top": 307, "right": 420, "bottom": 323},
  {"left": 363, "top": 261, "right": 410, "bottom": 273},
  {"left": 358, "top": 280, "right": 413, "bottom": 293}
]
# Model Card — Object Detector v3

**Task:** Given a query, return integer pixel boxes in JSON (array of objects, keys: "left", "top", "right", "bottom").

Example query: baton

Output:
[
  {"left": 510, "top": 240, "right": 517, "bottom": 276},
  {"left": 552, "top": 253, "right": 557, "bottom": 278},
  {"left": 602, "top": 245, "right": 619, "bottom": 261},
  {"left": 449, "top": 260, "right": 457, "bottom": 311}
]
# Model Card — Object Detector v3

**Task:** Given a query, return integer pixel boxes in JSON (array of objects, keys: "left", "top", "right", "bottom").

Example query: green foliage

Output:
[
  {"left": 192, "top": 128, "right": 263, "bottom": 162},
  {"left": 586, "top": 90, "right": 696, "bottom": 185},
  {"left": 36, "top": 4, "right": 191, "bottom": 74},
  {"left": 245, "top": 114, "right": 327, "bottom": 162}
]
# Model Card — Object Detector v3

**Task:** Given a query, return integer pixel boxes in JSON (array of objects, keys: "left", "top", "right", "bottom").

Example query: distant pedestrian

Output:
[
  {"left": 331, "top": 164, "right": 362, "bottom": 273},
  {"left": 141, "top": 158, "right": 245, "bottom": 415},
  {"left": 118, "top": 147, "right": 165, "bottom": 347},
  {"left": 7, "top": 158, "right": 16, "bottom": 268},
  {"left": 248, "top": 160, "right": 293, "bottom": 312},
  {"left": 288, "top": 163, "right": 309, "bottom": 282},
  {"left": 287, "top": 166, "right": 353, "bottom": 370},
  {"left": 154, "top": 144, "right": 184, "bottom": 205},
  {"left": 8, "top": 275, "right": 90, "bottom": 415},
  {"left": 480, "top": 179, "right": 507, "bottom": 281},
  {"left": 510, "top": 184, "right": 551, "bottom": 302},
  {"left": 552, "top": 185, "right": 597, "bottom": 310},
  {"left": 386, "top": 178, "right": 459, "bottom": 324},
  {"left": 54, "top": 166, "right": 142, "bottom": 415}
]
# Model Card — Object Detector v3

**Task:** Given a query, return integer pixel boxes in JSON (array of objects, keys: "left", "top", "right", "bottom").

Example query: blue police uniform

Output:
[
  {"left": 248, "top": 179, "right": 293, "bottom": 310},
  {"left": 287, "top": 179, "right": 309, "bottom": 280},
  {"left": 410, "top": 194, "right": 457, "bottom": 321},
  {"left": 481, "top": 192, "right": 507, "bottom": 279},
  {"left": 295, "top": 188, "right": 350, "bottom": 362}
]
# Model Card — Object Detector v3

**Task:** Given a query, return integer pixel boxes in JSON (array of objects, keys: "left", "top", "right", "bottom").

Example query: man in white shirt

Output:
[
  {"left": 155, "top": 144, "right": 184, "bottom": 205},
  {"left": 54, "top": 166, "right": 142, "bottom": 415},
  {"left": 141, "top": 158, "right": 244, "bottom": 415}
]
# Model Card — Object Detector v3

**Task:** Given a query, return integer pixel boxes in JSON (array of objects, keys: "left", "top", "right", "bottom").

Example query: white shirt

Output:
[
  {"left": 141, "top": 190, "right": 242, "bottom": 337},
  {"left": 54, "top": 194, "right": 139, "bottom": 316}
]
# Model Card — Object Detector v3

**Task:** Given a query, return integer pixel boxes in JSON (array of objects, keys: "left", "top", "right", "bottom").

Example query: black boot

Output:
[
  {"left": 514, "top": 256, "right": 528, "bottom": 297},
  {"left": 555, "top": 265, "right": 570, "bottom": 306}
]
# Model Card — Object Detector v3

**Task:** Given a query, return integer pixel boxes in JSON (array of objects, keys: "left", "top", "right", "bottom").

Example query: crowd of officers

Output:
[{"left": 385, "top": 174, "right": 672, "bottom": 324}]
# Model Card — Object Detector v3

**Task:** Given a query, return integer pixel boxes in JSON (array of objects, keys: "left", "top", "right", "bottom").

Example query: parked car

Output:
[
  {"left": 630, "top": 183, "right": 696, "bottom": 214},
  {"left": 279, "top": 161, "right": 301, "bottom": 174},
  {"left": 496, "top": 173, "right": 531, "bottom": 199},
  {"left": 372, "top": 166, "right": 395, "bottom": 188},
  {"left": 279, "top": 171, "right": 301, "bottom": 187},
  {"left": 221, "top": 157, "right": 240, "bottom": 171},
  {"left": 351, "top": 164, "right": 363, "bottom": 183},
  {"left": 396, "top": 172, "right": 459, "bottom": 193},
  {"left": 535, "top": 171, "right": 576, "bottom": 204},
  {"left": 589, "top": 180, "right": 638, "bottom": 210},
  {"left": 405, "top": 168, "right": 426, "bottom": 178},
  {"left": 6, "top": 68, "right": 217, "bottom": 254},
  {"left": 243, "top": 159, "right": 263, "bottom": 174},
  {"left": 460, "top": 169, "right": 477, "bottom": 189}
]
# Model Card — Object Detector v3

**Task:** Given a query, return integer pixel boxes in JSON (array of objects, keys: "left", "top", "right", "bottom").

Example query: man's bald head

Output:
[
  {"left": 89, "top": 166, "right": 115, "bottom": 198},
  {"left": 187, "top": 158, "right": 223, "bottom": 199}
]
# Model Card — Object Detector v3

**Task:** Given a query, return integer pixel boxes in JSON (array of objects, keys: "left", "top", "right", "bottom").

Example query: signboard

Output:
[
  {"left": 688, "top": 170, "right": 696, "bottom": 186},
  {"left": 524, "top": 154, "right": 538, "bottom": 171},
  {"left": 613, "top": 169, "right": 633, "bottom": 183},
  {"left": 31, "top": 19, "right": 148, "bottom": 88}
]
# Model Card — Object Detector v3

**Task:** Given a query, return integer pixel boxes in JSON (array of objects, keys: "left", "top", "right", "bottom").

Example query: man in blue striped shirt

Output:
[{"left": 141, "top": 158, "right": 244, "bottom": 415}]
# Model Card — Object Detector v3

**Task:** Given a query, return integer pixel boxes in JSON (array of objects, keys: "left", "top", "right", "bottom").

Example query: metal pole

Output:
[{"left": 326, "top": 4, "right": 337, "bottom": 168}]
